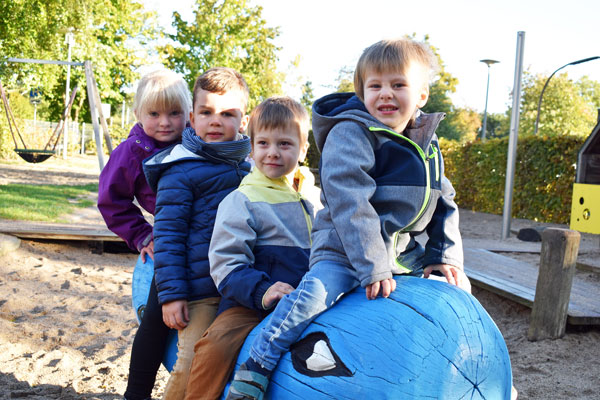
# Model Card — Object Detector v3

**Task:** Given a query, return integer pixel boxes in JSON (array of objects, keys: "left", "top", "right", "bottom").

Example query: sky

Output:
[{"left": 141, "top": 0, "right": 600, "bottom": 114}]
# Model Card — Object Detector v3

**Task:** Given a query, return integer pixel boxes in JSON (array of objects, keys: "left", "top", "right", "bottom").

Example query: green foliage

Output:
[
  {"left": 335, "top": 66, "right": 354, "bottom": 93},
  {"left": 483, "top": 112, "right": 510, "bottom": 139},
  {"left": 300, "top": 81, "right": 315, "bottom": 113},
  {"left": 0, "top": 182, "right": 97, "bottom": 222},
  {"left": 0, "top": 0, "right": 158, "bottom": 123},
  {"left": 160, "top": 0, "right": 283, "bottom": 110},
  {"left": 449, "top": 107, "right": 481, "bottom": 143},
  {"left": 109, "top": 125, "right": 131, "bottom": 147},
  {"left": 299, "top": 81, "right": 320, "bottom": 170},
  {"left": 1, "top": 91, "right": 27, "bottom": 159},
  {"left": 0, "top": 123, "right": 12, "bottom": 160},
  {"left": 519, "top": 71, "right": 599, "bottom": 137},
  {"left": 441, "top": 135, "right": 585, "bottom": 224}
]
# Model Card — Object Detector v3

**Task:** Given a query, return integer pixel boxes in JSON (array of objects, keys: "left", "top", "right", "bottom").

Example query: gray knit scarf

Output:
[{"left": 181, "top": 127, "right": 251, "bottom": 163}]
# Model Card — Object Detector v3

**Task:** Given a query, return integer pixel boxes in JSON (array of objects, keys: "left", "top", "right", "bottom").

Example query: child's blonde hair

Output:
[
  {"left": 354, "top": 38, "right": 439, "bottom": 100},
  {"left": 133, "top": 69, "right": 192, "bottom": 119},
  {"left": 247, "top": 96, "right": 309, "bottom": 145},
  {"left": 193, "top": 67, "right": 250, "bottom": 113}
]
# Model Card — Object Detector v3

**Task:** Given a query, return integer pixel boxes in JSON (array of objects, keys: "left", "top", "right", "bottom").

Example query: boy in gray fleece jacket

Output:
[{"left": 227, "top": 38, "right": 471, "bottom": 400}]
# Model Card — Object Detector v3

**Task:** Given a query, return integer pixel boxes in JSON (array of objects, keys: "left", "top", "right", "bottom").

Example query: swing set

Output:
[
  {"left": 0, "top": 80, "right": 78, "bottom": 163},
  {"left": 0, "top": 58, "right": 113, "bottom": 169}
]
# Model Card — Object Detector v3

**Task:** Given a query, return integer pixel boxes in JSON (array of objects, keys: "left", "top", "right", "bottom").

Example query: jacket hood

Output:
[
  {"left": 311, "top": 92, "right": 445, "bottom": 152},
  {"left": 312, "top": 93, "right": 373, "bottom": 152}
]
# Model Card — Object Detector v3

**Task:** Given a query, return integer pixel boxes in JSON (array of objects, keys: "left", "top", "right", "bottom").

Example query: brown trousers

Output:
[
  {"left": 184, "top": 306, "right": 261, "bottom": 400},
  {"left": 164, "top": 297, "right": 220, "bottom": 400}
]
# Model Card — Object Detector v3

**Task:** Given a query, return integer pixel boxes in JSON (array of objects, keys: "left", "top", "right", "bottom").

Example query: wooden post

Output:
[
  {"left": 528, "top": 228, "right": 580, "bottom": 341},
  {"left": 87, "top": 66, "right": 113, "bottom": 155},
  {"left": 84, "top": 61, "right": 105, "bottom": 170}
]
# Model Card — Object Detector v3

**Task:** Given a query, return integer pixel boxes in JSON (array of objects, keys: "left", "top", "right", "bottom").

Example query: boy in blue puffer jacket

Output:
[
  {"left": 143, "top": 67, "right": 252, "bottom": 400},
  {"left": 227, "top": 38, "right": 471, "bottom": 399}
]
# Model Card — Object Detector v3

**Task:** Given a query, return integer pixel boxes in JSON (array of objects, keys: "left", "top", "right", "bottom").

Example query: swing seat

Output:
[{"left": 14, "top": 148, "right": 55, "bottom": 163}]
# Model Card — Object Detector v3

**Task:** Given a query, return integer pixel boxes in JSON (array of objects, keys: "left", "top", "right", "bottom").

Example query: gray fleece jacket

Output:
[{"left": 309, "top": 93, "right": 463, "bottom": 287}]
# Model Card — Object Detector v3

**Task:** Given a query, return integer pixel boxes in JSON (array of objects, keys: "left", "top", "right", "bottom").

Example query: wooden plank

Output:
[
  {"left": 0, "top": 219, "right": 120, "bottom": 242},
  {"left": 464, "top": 247, "right": 600, "bottom": 325},
  {"left": 463, "top": 238, "right": 541, "bottom": 253}
]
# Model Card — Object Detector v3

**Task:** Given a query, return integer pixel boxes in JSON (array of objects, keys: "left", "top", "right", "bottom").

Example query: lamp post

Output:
[
  {"left": 534, "top": 56, "right": 600, "bottom": 136},
  {"left": 480, "top": 59, "right": 499, "bottom": 141}
]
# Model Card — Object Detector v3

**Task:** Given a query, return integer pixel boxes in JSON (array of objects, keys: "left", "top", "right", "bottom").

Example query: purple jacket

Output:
[{"left": 98, "top": 123, "right": 179, "bottom": 251}]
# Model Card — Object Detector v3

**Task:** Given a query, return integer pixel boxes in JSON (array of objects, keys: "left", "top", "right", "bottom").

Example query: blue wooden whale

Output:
[
  {"left": 133, "top": 258, "right": 512, "bottom": 398},
  {"left": 225, "top": 275, "right": 512, "bottom": 399}
]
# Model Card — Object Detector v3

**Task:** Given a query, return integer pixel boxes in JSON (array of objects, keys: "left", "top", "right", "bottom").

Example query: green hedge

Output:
[
  {"left": 0, "top": 123, "right": 16, "bottom": 160},
  {"left": 441, "top": 135, "right": 585, "bottom": 224}
]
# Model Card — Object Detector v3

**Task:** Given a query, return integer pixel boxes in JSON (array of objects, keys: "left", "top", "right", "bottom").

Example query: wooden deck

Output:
[
  {"left": 464, "top": 247, "right": 600, "bottom": 326},
  {"left": 0, "top": 218, "right": 120, "bottom": 242}
]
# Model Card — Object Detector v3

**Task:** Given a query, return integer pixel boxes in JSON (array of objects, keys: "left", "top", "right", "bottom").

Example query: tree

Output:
[
  {"left": 300, "top": 81, "right": 315, "bottom": 113},
  {"left": 451, "top": 107, "right": 481, "bottom": 143},
  {"left": 300, "top": 81, "right": 321, "bottom": 169},
  {"left": 484, "top": 112, "right": 510, "bottom": 139},
  {"left": 0, "top": 0, "right": 158, "bottom": 123},
  {"left": 335, "top": 66, "right": 355, "bottom": 93},
  {"left": 519, "top": 71, "right": 600, "bottom": 137},
  {"left": 160, "top": 0, "right": 283, "bottom": 110}
]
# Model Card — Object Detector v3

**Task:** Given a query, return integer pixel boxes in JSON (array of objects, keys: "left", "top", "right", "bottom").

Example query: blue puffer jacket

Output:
[{"left": 142, "top": 128, "right": 251, "bottom": 305}]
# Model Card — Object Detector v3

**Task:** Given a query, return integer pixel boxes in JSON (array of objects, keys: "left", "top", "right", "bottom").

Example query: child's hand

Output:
[
  {"left": 365, "top": 278, "right": 397, "bottom": 300},
  {"left": 424, "top": 264, "right": 472, "bottom": 293},
  {"left": 162, "top": 299, "right": 189, "bottom": 330},
  {"left": 140, "top": 241, "right": 154, "bottom": 263},
  {"left": 262, "top": 281, "right": 295, "bottom": 309}
]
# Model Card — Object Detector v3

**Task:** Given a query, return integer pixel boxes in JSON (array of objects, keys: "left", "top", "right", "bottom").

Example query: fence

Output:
[{"left": 19, "top": 119, "right": 98, "bottom": 156}]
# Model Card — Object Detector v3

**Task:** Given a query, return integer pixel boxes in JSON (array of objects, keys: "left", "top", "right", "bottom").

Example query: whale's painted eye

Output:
[
  {"left": 290, "top": 331, "right": 352, "bottom": 377},
  {"left": 306, "top": 340, "right": 336, "bottom": 371}
]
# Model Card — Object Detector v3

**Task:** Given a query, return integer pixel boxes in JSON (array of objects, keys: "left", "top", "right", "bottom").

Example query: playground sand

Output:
[{"left": 1, "top": 156, "right": 599, "bottom": 399}]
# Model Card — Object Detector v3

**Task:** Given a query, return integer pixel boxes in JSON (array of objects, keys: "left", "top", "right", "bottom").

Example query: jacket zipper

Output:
[
  {"left": 430, "top": 144, "right": 440, "bottom": 182},
  {"left": 369, "top": 126, "right": 435, "bottom": 274}
]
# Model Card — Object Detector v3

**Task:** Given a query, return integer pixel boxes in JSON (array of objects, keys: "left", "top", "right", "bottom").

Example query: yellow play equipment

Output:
[{"left": 570, "top": 110, "right": 600, "bottom": 234}]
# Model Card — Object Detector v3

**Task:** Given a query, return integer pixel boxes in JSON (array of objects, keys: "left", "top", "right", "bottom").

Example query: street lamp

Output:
[
  {"left": 534, "top": 56, "right": 600, "bottom": 136},
  {"left": 480, "top": 59, "right": 499, "bottom": 141}
]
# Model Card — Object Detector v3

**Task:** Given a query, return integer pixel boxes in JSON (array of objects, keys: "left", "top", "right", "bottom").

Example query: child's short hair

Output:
[
  {"left": 133, "top": 69, "right": 192, "bottom": 118},
  {"left": 193, "top": 67, "right": 250, "bottom": 113},
  {"left": 354, "top": 38, "right": 439, "bottom": 100},
  {"left": 247, "top": 96, "right": 309, "bottom": 145}
]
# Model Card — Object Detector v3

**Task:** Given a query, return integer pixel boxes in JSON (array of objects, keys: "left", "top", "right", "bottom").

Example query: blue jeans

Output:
[{"left": 249, "top": 260, "right": 360, "bottom": 371}]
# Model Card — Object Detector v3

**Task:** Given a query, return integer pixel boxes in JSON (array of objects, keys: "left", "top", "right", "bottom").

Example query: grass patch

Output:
[{"left": 0, "top": 183, "right": 98, "bottom": 222}]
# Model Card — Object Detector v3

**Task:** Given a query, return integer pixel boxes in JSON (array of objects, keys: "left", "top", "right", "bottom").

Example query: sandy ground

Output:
[{"left": 1, "top": 155, "right": 599, "bottom": 399}]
